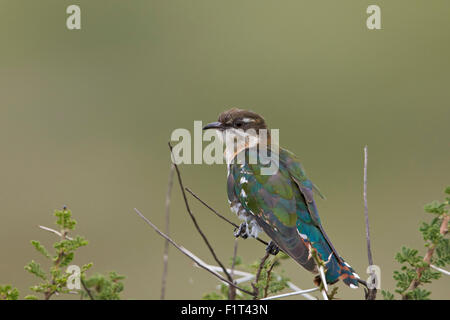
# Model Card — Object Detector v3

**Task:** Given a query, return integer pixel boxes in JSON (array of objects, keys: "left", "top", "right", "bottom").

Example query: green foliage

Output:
[
  {"left": 0, "top": 206, "right": 126, "bottom": 300},
  {"left": 24, "top": 260, "right": 47, "bottom": 280},
  {"left": 381, "top": 290, "right": 394, "bottom": 300},
  {"left": 55, "top": 208, "right": 77, "bottom": 230},
  {"left": 203, "top": 251, "right": 291, "bottom": 300},
  {"left": 252, "top": 254, "right": 290, "bottom": 299},
  {"left": 31, "top": 240, "right": 50, "bottom": 258},
  {"left": 81, "top": 272, "right": 126, "bottom": 300},
  {"left": 0, "top": 285, "right": 19, "bottom": 300},
  {"left": 23, "top": 207, "right": 92, "bottom": 299},
  {"left": 203, "top": 290, "right": 227, "bottom": 300},
  {"left": 383, "top": 187, "right": 449, "bottom": 300},
  {"left": 407, "top": 288, "right": 431, "bottom": 300}
]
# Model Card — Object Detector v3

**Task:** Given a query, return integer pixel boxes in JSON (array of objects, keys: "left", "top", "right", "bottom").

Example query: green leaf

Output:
[
  {"left": 444, "top": 186, "right": 450, "bottom": 195},
  {"left": 31, "top": 240, "right": 50, "bottom": 258},
  {"left": 25, "top": 260, "right": 47, "bottom": 280},
  {"left": 389, "top": 186, "right": 450, "bottom": 300},
  {"left": 203, "top": 292, "right": 225, "bottom": 300},
  {"left": 0, "top": 285, "right": 19, "bottom": 300},
  {"left": 381, "top": 290, "right": 395, "bottom": 300},
  {"left": 407, "top": 288, "right": 431, "bottom": 300},
  {"left": 424, "top": 201, "right": 446, "bottom": 215},
  {"left": 81, "top": 271, "right": 126, "bottom": 300},
  {"left": 81, "top": 263, "right": 93, "bottom": 273},
  {"left": 229, "top": 256, "right": 242, "bottom": 267},
  {"left": 60, "top": 252, "right": 74, "bottom": 267},
  {"left": 54, "top": 208, "right": 77, "bottom": 230}
]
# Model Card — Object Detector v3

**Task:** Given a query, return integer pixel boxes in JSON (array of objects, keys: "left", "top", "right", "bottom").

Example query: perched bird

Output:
[{"left": 203, "top": 108, "right": 360, "bottom": 289}]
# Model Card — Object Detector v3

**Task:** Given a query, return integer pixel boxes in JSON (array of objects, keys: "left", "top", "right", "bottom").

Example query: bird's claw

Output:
[
  {"left": 266, "top": 240, "right": 280, "bottom": 255},
  {"left": 234, "top": 222, "right": 248, "bottom": 239}
]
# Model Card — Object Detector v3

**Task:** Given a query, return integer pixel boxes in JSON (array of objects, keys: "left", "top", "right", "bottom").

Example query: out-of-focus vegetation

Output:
[
  {"left": 382, "top": 187, "right": 449, "bottom": 300},
  {"left": 0, "top": 208, "right": 125, "bottom": 300}
]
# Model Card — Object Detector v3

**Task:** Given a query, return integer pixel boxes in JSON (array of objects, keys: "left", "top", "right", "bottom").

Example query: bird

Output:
[{"left": 203, "top": 108, "right": 360, "bottom": 289}]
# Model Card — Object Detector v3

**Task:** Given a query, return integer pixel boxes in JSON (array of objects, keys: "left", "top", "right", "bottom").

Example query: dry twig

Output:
[
  {"left": 161, "top": 163, "right": 175, "bottom": 300},
  {"left": 133, "top": 208, "right": 254, "bottom": 296},
  {"left": 168, "top": 143, "right": 235, "bottom": 299},
  {"left": 251, "top": 251, "right": 270, "bottom": 299},
  {"left": 363, "top": 146, "right": 377, "bottom": 300},
  {"left": 185, "top": 187, "right": 273, "bottom": 249},
  {"left": 229, "top": 238, "right": 239, "bottom": 299}
]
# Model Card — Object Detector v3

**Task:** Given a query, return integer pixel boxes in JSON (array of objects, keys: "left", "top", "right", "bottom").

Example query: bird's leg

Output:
[
  {"left": 234, "top": 222, "right": 248, "bottom": 239},
  {"left": 265, "top": 240, "right": 280, "bottom": 255}
]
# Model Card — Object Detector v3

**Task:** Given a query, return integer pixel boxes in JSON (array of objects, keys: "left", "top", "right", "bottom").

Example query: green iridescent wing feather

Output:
[{"left": 228, "top": 147, "right": 359, "bottom": 287}]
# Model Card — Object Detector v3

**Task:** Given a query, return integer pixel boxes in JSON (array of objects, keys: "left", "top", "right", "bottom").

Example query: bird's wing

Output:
[
  {"left": 279, "top": 148, "right": 360, "bottom": 286},
  {"left": 279, "top": 148, "right": 326, "bottom": 200},
  {"left": 279, "top": 147, "right": 342, "bottom": 261},
  {"left": 229, "top": 148, "right": 359, "bottom": 287},
  {"left": 229, "top": 148, "right": 316, "bottom": 271}
]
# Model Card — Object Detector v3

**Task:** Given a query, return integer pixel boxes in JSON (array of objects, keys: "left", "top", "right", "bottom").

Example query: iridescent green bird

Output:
[{"left": 203, "top": 108, "right": 360, "bottom": 289}]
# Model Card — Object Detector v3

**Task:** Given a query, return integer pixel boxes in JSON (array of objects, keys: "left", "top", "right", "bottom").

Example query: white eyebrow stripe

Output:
[{"left": 242, "top": 118, "right": 255, "bottom": 123}]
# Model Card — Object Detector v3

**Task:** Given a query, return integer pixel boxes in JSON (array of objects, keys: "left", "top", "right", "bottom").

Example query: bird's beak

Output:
[{"left": 202, "top": 121, "right": 223, "bottom": 131}]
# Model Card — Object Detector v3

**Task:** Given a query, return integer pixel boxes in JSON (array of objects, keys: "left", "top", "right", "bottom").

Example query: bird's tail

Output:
[
  {"left": 297, "top": 223, "right": 360, "bottom": 288},
  {"left": 312, "top": 254, "right": 360, "bottom": 288},
  {"left": 335, "top": 259, "right": 360, "bottom": 288},
  {"left": 319, "top": 245, "right": 360, "bottom": 288},
  {"left": 317, "top": 229, "right": 360, "bottom": 288}
]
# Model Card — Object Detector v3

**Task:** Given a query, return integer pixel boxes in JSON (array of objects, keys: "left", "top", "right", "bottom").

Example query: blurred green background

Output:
[{"left": 0, "top": 1, "right": 449, "bottom": 299}]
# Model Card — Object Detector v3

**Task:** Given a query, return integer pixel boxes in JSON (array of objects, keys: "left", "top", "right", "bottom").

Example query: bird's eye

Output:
[{"left": 234, "top": 121, "right": 243, "bottom": 128}]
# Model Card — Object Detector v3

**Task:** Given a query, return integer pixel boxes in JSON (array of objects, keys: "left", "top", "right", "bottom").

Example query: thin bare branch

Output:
[
  {"left": 229, "top": 238, "right": 239, "bottom": 300},
  {"left": 231, "top": 238, "right": 239, "bottom": 279},
  {"left": 263, "top": 258, "right": 277, "bottom": 298},
  {"left": 161, "top": 163, "right": 175, "bottom": 300},
  {"left": 133, "top": 208, "right": 254, "bottom": 296},
  {"left": 319, "top": 265, "right": 328, "bottom": 292},
  {"left": 38, "top": 225, "right": 73, "bottom": 241},
  {"left": 286, "top": 281, "right": 318, "bottom": 300},
  {"left": 261, "top": 287, "right": 319, "bottom": 300},
  {"left": 200, "top": 265, "right": 253, "bottom": 279},
  {"left": 363, "top": 145, "right": 377, "bottom": 300},
  {"left": 80, "top": 278, "right": 95, "bottom": 300},
  {"left": 186, "top": 187, "right": 240, "bottom": 228},
  {"left": 193, "top": 262, "right": 317, "bottom": 300},
  {"left": 364, "top": 146, "right": 374, "bottom": 266},
  {"left": 251, "top": 251, "right": 270, "bottom": 299},
  {"left": 168, "top": 143, "right": 235, "bottom": 299},
  {"left": 430, "top": 264, "right": 450, "bottom": 276},
  {"left": 179, "top": 247, "right": 227, "bottom": 279},
  {"left": 185, "top": 187, "right": 271, "bottom": 248}
]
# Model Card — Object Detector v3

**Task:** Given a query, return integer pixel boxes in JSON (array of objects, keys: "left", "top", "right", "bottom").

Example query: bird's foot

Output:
[
  {"left": 265, "top": 240, "right": 280, "bottom": 255},
  {"left": 234, "top": 222, "right": 248, "bottom": 239}
]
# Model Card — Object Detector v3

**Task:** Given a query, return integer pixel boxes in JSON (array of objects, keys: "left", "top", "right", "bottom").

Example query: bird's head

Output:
[
  {"left": 203, "top": 108, "right": 272, "bottom": 164},
  {"left": 203, "top": 108, "right": 267, "bottom": 139}
]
